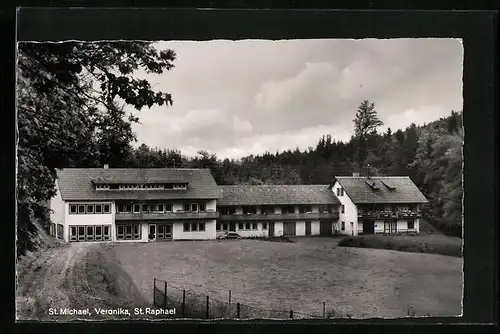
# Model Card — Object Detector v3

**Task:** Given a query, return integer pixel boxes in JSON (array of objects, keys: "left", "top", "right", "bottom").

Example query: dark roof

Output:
[
  {"left": 218, "top": 185, "right": 340, "bottom": 206},
  {"left": 334, "top": 176, "right": 428, "bottom": 204},
  {"left": 56, "top": 168, "right": 222, "bottom": 201}
]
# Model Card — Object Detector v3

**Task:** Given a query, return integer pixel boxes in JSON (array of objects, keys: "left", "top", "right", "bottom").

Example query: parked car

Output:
[{"left": 217, "top": 231, "right": 242, "bottom": 239}]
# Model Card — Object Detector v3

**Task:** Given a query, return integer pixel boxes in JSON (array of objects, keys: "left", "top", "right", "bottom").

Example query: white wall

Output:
[
  {"left": 311, "top": 221, "right": 320, "bottom": 235},
  {"left": 296, "top": 221, "right": 305, "bottom": 236},
  {"left": 50, "top": 182, "right": 66, "bottom": 239},
  {"left": 172, "top": 220, "right": 217, "bottom": 240},
  {"left": 333, "top": 181, "right": 358, "bottom": 236}
]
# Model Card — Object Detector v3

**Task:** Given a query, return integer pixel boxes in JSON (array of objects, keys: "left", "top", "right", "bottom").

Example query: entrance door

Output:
[
  {"left": 320, "top": 221, "right": 332, "bottom": 236},
  {"left": 149, "top": 224, "right": 156, "bottom": 240},
  {"left": 70, "top": 226, "right": 77, "bottom": 242},
  {"left": 363, "top": 220, "right": 375, "bottom": 234},
  {"left": 390, "top": 222, "right": 397, "bottom": 234},
  {"left": 283, "top": 222, "right": 296, "bottom": 236},
  {"left": 305, "top": 221, "right": 311, "bottom": 236},
  {"left": 164, "top": 224, "right": 172, "bottom": 239},
  {"left": 229, "top": 222, "right": 236, "bottom": 232},
  {"left": 269, "top": 222, "right": 275, "bottom": 237}
]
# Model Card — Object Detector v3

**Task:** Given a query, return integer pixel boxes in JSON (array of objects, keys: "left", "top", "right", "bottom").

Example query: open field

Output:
[
  {"left": 111, "top": 237, "right": 463, "bottom": 318},
  {"left": 338, "top": 234, "right": 462, "bottom": 257}
]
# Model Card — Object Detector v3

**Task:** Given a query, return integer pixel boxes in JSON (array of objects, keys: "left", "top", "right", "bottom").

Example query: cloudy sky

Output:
[{"left": 128, "top": 38, "right": 463, "bottom": 159}]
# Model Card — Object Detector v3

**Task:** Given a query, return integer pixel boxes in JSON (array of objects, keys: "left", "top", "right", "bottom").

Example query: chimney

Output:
[
  {"left": 103, "top": 164, "right": 109, "bottom": 169},
  {"left": 352, "top": 172, "right": 360, "bottom": 177}
]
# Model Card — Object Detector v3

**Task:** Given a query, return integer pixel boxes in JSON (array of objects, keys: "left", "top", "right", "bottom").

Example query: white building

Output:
[
  {"left": 217, "top": 185, "right": 341, "bottom": 238},
  {"left": 49, "top": 167, "right": 427, "bottom": 242},
  {"left": 332, "top": 174, "right": 428, "bottom": 236},
  {"left": 49, "top": 167, "right": 221, "bottom": 242}
]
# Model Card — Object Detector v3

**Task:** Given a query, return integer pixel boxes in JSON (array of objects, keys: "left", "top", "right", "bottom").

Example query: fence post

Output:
[
  {"left": 237, "top": 303, "right": 240, "bottom": 319},
  {"left": 323, "top": 302, "right": 326, "bottom": 317},
  {"left": 206, "top": 296, "right": 209, "bottom": 319},
  {"left": 164, "top": 281, "right": 167, "bottom": 309},
  {"left": 229, "top": 289, "right": 232, "bottom": 306},
  {"left": 182, "top": 289, "right": 186, "bottom": 317},
  {"left": 290, "top": 310, "right": 293, "bottom": 319},
  {"left": 153, "top": 278, "right": 156, "bottom": 306}
]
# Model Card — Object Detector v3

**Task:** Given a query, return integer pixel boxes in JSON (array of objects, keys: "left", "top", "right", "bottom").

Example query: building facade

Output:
[
  {"left": 333, "top": 175, "right": 428, "bottom": 237},
  {"left": 49, "top": 167, "right": 427, "bottom": 243}
]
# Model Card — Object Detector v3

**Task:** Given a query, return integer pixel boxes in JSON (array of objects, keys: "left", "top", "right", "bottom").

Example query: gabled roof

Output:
[
  {"left": 56, "top": 168, "right": 222, "bottom": 201},
  {"left": 334, "top": 176, "right": 428, "bottom": 204},
  {"left": 218, "top": 185, "right": 340, "bottom": 206}
]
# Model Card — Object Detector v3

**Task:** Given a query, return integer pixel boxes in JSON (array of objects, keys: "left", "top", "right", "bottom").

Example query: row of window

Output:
[
  {"left": 69, "top": 203, "right": 111, "bottom": 215},
  {"left": 116, "top": 202, "right": 208, "bottom": 214},
  {"left": 95, "top": 183, "right": 187, "bottom": 190},
  {"left": 338, "top": 219, "right": 416, "bottom": 232},
  {"left": 183, "top": 222, "right": 206, "bottom": 232},
  {"left": 116, "top": 224, "right": 142, "bottom": 240},
  {"left": 218, "top": 205, "right": 336, "bottom": 215},
  {"left": 336, "top": 188, "right": 345, "bottom": 197},
  {"left": 69, "top": 225, "right": 111, "bottom": 242},
  {"left": 216, "top": 222, "right": 267, "bottom": 231}
]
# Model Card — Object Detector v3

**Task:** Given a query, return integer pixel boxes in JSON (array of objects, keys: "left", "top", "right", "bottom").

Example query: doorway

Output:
[
  {"left": 149, "top": 224, "right": 156, "bottom": 240},
  {"left": 269, "top": 222, "right": 275, "bottom": 237},
  {"left": 305, "top": 221, "right": 311, "bottom": 236},
  {"left": 363, "top": 220, "right": 375, "bottom": 234}
]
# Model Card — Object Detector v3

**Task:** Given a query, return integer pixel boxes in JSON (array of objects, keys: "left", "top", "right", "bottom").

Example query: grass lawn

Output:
[
  {"left": 338, "top": 234, "right": 462, "bottom": 257},
  {"left": 109, "top": 237, "right": 462, "bottom": 319}
]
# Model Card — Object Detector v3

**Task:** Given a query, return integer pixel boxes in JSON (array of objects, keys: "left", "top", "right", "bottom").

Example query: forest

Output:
[{"left": 16, "top": 41, "right": 463, "bottom": 256}]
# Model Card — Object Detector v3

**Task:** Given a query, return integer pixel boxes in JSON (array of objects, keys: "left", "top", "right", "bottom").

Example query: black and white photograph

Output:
[{"left": 16, "top": 37, "right": 464, "bottom": 321}]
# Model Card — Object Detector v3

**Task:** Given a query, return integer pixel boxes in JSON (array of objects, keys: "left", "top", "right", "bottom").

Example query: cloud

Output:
[{"left": 126, "top": 38, "right": 463, "bottom": 159}]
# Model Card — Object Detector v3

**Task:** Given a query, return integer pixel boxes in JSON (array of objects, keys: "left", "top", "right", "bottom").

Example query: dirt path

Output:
[{"left": 16, "top": 242, "right": 96, "bottom": 320}]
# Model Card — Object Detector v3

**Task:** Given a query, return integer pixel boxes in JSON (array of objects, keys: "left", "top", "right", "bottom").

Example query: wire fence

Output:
[{"left": 152, "top": 278, "right": 328, "bottom": 319}]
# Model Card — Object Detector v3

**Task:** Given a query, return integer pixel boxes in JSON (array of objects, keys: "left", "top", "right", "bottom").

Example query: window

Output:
[
  {"left": 103, "top": 225, "right": 110, "bottom": 240},
  {"left": 95, "top": 204, "right": 102, "bottom": 213},
  {"left": 110, "top": 184, "right": 119, "bottom": 189},
  {"left": 282, "top": 206, "right": 295, "bottom": 214},
  {"left": 125, "top": 225, "right": 133, "bottom": 239},
  {"left": 183, "top": 223, "right": 190, "bottom": 232},
  {"left": 199, "top": 223, "right": 205, "bottom": 231},
  {"left": 252, "top": 223, "right": 257, "bottom": 230},
  {"left": 191, "top": 203, "right": 198, "bottom": 212},
  {"left": 70, "top": 226, "right": 77, "bottom": 241},
  {"left": 183, "top": 203, "right": 190, "bottom": 212},
  {"left": 133, "top": 224, "right": 141, "bottom": 239},
  {"left": 299, "top": 205, "right": 312, "bottom": 214},
  {"left": 133, "top": 204, "right": 140, "bottom": 213},
  {"left": 216, "top": 223, "right": 221, "bottom": 231},
  {"left": 103, "top": 204, "right": 110, "bottom": 213},
  {"left": 243, "top": 206, "right": 257, "bottom": 215},
  {"left": 126, "top": 204, "right": 132, "bottom": 212},
  {"left": 261, "top": 206, "right": 274, "bottom": 215},
  {"left": 142, "top": 204, "right": 148, "bottom": 212},
  {"left": 337, "top": 188, "right": 340, "bottom": 196},
  {"left": 341, "top": 205, "right": 345, "bottom": 213},
  {"left": 408, "top": 219, "right": 415, "bottom": 229},
  {"left": 95, "top": 226, "right": 102, "bottom": 241},
  {"left": 191, "top": 223, "right": 198, "bottom": 231},
  {"left": 199, "top": 203, "right": 206, "bottom": 212},
  {"left": 341, "top": 222, "right": 345, "bottom": 231},
  {"left": 70, "top": 205, "right": 77, "bottom": 214},
  {"left": 222, "top": 223, "right": 228, "bottom": 231},
  {"left": 158, "top": 204, "right": 164, "bottom": 212},
  {"left": 245, "top": 223, "right": 251, "bottom": 230},
  {"left": 238, "top": 223, "right": 244, "bottom": 230},
  {"left": 57, "top": 224, "right": 64, "bottom": 239},
  {"left": 341, "top": 189, "right": 344, "bottom": 196},
  {"left": 78, "top": 205, "right": 85, "bottom": 214},
  {"left": 165, "top": 204, "right": 172, "bottom": 212},
  {"left": 86, "top": 226, "right": 94, "bottom": 241},
  {"left": 262, "top": 223, "right": 267, "bottom": 230},
  {"left": 78, "top": 226, "right": 85, "bottom": 241}
]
